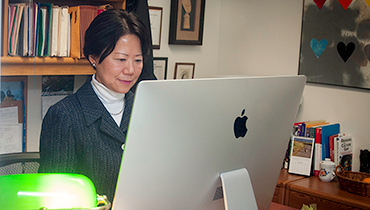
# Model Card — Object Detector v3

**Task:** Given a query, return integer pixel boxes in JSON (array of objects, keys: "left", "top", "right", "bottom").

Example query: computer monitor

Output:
[{"left": 112, "top": 75, "right": 306, "bottom": 210}]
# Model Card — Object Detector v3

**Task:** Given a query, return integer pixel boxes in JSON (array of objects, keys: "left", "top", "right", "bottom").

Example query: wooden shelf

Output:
[
  {"left": 1, "top": 0, "right": 125, "bottom": 76},
  {"left": 1, "top": 56, "right": 95, "bottom": 76}
]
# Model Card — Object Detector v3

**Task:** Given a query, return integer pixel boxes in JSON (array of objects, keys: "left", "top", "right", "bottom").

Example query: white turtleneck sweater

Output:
[{"left": 91, "top": 74, "right": 125, "bottom": 126}]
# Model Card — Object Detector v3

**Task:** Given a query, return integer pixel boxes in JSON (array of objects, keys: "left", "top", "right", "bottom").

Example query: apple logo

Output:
[{"left": 233, "top": 109, "right": 248, "bottom": 138}]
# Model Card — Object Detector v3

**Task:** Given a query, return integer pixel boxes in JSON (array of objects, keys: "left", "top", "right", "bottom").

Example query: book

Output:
[
  {"left": 8, "top": 4, "right": 16, "bottom": 55},
  {"left": 337, "top": 135, "right": 353, "bottom": 171},
  {"left": 50, "top": 5, "right": 60, "bottom": 57},
  {"left": 305, "top": 121, "right": 328, "bottom": 137},
  {"left": 69, "top": 6, "right": 81, "bottom": 58},
  {"left": 33, "top": 3, "right": 40, "bottom": 56},
  {"left": 333, "top": 133, "right": 345, "bottom": 165},
  {"left": 320, "top": 123, "right": 340, "bottom": 160},
  {"left": 40, "top": 3, "right": 53, "bottom": 56},
  {"left": 19, "top": 4, "right": 29, "bottom": 56},
  {"left": 79, "top": 5, "right": 97, "bottom": 58},
  {"left": 14, "top": 4, "right": 25, "bottom": 56},
  {"left": 329, "top": 134, "right": 339, "bottom": 162},
  {"left": 288, "top": 136, "right": 315, "bottom": 176},
  {"left": 313, "top": 127, "right": 322, "bottom": 176},
  {"left": 37, "top": 7, "right": 46, "bottom": 56},
  {"left": 27, "top": 2, "right": 36, "bottom": 56},
  {"left": 8, "top": 4, "right": 25, "bottom": 56},
  {"left": 58, "top": 6, "right": 69, "bottom": 57}
]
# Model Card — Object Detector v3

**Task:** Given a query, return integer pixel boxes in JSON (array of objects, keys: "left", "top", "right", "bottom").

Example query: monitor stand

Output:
[{"left": 220, "top": 168, "right": 258, "bottom": 210}]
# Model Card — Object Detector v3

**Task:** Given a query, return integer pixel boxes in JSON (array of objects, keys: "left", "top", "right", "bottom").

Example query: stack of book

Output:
[
  {"left": 288, "top": 120, "right": 352, "bottom": 176},
  {"left": 7, "top": 2, "right": 111, "bottom": 58}
]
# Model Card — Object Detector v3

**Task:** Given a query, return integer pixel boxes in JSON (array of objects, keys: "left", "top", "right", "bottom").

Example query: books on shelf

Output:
[
  {"left": 320, "top": 123, "right": 340, "bottom": 160},
  {"left": 289, "top": 120, "right": 352, "bottom": 176},
  {"left": 6, "top": 2, "right": 109, "bottom": 58},
  {"left": 69, "top": 5, "right": 98, "bottom": 59},
  {"left": 8, "top": 3, "right": 25, "bottom": 56}
]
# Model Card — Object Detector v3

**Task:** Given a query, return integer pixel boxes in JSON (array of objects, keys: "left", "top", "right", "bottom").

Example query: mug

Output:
[{"left": 319, "top": 158, "right": 336, "bottom": 182}]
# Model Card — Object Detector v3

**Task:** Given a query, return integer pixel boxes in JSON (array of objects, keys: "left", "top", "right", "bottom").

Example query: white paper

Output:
[
  {"left": 0, "top": 106, "right": 19, "bottom": 124},
  {"left": 41, "top": 95, "right": 67, "bottom": 119},
  {"left": 0, "top": 124, "right": 23, "bottom": 155}
]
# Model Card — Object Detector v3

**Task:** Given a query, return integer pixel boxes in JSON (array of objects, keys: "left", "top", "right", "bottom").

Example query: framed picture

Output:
[
  {"left": 168, "top": 0, "right": 206, "bottom": 45},
  {"left": 153, "top": 57, "right": 168, "bottom": 80},
  {"left": 298, "top": 0, "right": 370, "bottom": 90},
  {"left": 174, "top": 62, "right": 195, "bottom": 79},
  {"left": 149, "top": 6, "right": 163, "bottom": 49}
]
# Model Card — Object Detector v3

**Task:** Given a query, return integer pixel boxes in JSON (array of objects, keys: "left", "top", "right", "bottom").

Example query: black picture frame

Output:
[
  {"left": 174, "top": 62, "right": 195, "bottom": 79},
  {"left": 153, "top": 57, "right": 168, "bottom": 80},
  {"left": 168, "top": 0, "right": 206, "bottom": 45},
  {"left": 149, "top": 6, "right": 163, "bottom": 49}
]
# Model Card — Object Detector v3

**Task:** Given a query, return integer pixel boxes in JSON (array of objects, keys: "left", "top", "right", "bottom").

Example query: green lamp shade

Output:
[{"left": 0, "top": 173, "right": 97, "bottom": 210}]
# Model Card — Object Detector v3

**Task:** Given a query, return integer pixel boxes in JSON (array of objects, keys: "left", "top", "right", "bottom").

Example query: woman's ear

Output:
[{"left": 88, "top": 55, "right": 98, "bottom": 66}]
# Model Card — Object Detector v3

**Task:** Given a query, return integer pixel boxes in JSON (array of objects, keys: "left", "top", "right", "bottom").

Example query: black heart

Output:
[{"left": 337, "top": 42, "right": 355, "bottom": 62}]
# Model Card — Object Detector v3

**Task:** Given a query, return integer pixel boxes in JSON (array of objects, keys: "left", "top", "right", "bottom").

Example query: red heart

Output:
[
  {"left": 338, "top": 0, "right": 353, "bottom": 10},
  {"left": 314, "top": 0, "right": 326, "bottom": 9}
]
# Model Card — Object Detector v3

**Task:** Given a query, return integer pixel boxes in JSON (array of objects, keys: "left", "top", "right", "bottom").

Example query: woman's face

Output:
[{"left": 92, "top": 34, "right": 143, "bottom": 93}]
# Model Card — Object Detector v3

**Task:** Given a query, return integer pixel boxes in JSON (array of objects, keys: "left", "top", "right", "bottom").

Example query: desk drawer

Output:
[{"left": 285, "top": 190, "right": 364, "bottom": 210}]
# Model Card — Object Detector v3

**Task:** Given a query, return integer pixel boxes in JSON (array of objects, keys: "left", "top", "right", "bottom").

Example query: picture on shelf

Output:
[{"left": 288, "top": 136, "right": 315, "bottom": 176}]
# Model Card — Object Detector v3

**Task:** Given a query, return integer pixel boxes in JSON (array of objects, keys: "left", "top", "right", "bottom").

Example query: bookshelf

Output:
[{"left": 1, "top": 0, "right": 126, "bottom": 76}]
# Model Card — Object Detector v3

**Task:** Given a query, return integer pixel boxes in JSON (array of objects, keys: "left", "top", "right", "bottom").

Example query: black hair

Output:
[{"left": 83, "top": 9, "right": 150, "bottom": 67}]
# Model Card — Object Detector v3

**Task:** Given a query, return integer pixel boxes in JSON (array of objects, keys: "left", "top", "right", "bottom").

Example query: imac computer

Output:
[{"left": 112, "top": 75, "right": 306, "bottom": 210}]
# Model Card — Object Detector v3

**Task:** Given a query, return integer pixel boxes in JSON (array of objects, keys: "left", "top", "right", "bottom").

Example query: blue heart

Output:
[{"left": 310, "top": 38, "right": 327, "bottom": 58}]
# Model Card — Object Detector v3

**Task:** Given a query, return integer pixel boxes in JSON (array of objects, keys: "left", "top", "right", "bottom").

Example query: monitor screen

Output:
[{"left": 113, "top": 75, "right": 306, "bottom": 210}]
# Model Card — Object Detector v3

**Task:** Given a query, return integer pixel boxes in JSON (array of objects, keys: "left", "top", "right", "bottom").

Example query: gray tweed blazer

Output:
[{"left": 38, "top": 80, "right": 134, "bottom": 202}]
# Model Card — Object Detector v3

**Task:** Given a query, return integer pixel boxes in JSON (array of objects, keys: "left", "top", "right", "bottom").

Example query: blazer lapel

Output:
[{"left": 77, "top": 81, "right": 129, "bottom": 144}]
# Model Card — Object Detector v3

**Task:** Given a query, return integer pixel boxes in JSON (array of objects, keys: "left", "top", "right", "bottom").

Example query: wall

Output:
[
  {"left": 25, "top": 0, "right": 369, "bottom": 171},
  {"left": 148, "top": 0, "right": 221, "bottom": 79},
  {"left": 214, "top": 0, "right": 369, "bottom": 172}
]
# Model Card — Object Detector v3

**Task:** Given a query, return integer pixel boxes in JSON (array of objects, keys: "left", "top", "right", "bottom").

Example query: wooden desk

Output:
[
  {"left": 273, "top": 169, "right": 306, "bottom": 204},
  {"left": 270, "top": 202, "right": 298, "bottom": 210},
  {"left": 285, "top": 176, "right": 370, "bottom": 210}
]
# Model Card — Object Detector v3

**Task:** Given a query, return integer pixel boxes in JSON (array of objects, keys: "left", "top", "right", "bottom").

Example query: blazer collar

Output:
[{"left": 76, "top": 81, "right": 135, "bottom": 143}]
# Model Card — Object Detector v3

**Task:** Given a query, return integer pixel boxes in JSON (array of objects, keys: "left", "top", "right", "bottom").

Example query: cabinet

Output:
[
  {"left": 274, "top": 170, "right": 370, "bottom": 210},
  {"left": 285, "top": 176, "right": 370, "bottom": 210},
  {"left": 1, "top": 0, "right": 126, "bottom": 76},
  {"left": 272, "top": 169, "right": 305, "bottom": 204}
]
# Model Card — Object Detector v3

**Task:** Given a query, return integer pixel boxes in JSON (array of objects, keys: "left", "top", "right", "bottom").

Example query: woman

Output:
[{"left": 38, "top": 9, "right": 150, "bottom": 202}]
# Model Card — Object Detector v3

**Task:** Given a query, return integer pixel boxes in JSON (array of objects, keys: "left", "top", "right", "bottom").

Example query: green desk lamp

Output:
[{"left": 0, "top": 173, "right": 110, "bottom": 210}]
